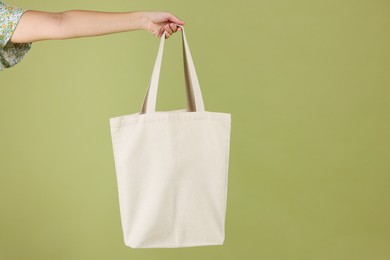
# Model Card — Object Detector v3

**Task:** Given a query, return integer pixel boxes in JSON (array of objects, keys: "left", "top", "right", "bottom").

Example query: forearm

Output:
[
  {"left": 11, "top": 10, "right": 147, "bottom": 43},
  {"left": 59, "top": 10, "right": 146, "bottom": 39}
]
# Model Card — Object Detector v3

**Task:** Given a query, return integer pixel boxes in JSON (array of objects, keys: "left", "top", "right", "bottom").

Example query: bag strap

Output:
[{"left": 140, "top": 25, "right": 205, "bottom": 114}]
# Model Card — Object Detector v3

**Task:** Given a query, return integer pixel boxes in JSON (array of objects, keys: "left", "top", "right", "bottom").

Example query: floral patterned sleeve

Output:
[{"left": 0, "top": 1, "right": 32, "bottom": 71}]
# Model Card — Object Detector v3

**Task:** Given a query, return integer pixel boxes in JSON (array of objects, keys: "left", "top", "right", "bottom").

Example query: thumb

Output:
[{"left": 167, "top": 14, "right": 185, "bottom": 25}]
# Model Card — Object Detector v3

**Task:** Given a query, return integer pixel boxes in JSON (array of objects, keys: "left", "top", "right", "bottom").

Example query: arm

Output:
[{"left": 10, "top": 10, "right": 185, "bottom": 43}]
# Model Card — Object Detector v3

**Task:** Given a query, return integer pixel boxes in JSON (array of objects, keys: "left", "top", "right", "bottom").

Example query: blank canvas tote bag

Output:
[{"left": 109, "top": 25, "right": 232, "bottom": 248}]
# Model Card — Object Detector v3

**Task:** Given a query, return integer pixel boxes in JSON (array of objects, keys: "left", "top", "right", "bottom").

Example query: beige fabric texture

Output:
[{"left": 110, "top": 26, "right": 232, "bottom": 248}]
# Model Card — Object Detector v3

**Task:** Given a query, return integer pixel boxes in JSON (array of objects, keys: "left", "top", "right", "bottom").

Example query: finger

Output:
[
  {"left": 158, "top": 26, "right": 166, "bottom": 38},
  {"left": 167, "top": 13, "right": 185, "bottom": 25},
  {"left": 164, "top": 24, "right": 173, "bottom": 34},
  {"left": 165, "top": 31, "right": 171, "bottom": 39},
  {"left": 159, "top": 26, "right": 167, "bottom": 37},
  {"left": 169, "top": 23, "right": 178, "bottom": 32}
]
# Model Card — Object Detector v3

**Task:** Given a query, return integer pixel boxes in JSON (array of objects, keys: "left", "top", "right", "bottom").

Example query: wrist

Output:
[{"left": 128, "top": 11, "right": 147, "bottom": 31}]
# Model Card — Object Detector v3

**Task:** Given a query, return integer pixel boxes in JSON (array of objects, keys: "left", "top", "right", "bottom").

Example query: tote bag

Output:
[{"left": 109, "top": 25, "right": 232, "bottom": 248}]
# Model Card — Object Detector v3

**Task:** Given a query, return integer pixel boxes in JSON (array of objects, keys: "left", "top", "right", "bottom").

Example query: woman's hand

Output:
[{"left": 142, "top": 12, "right": 185, "bottom": 39}]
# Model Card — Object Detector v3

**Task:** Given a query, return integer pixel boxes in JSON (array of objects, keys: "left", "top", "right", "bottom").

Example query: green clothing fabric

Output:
[{"left": 0, "top": 1, "right": 32, "bottom": 71}]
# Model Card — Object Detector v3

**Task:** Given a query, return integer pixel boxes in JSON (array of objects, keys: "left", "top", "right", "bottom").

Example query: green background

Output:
[{"left": 1, "top": 0, "right": 389, "bottom": 259}]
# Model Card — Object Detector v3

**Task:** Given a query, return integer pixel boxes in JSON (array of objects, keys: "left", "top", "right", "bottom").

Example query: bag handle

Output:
[{"left": 140, "top": 25, "right": 205, "bottom": 114}]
